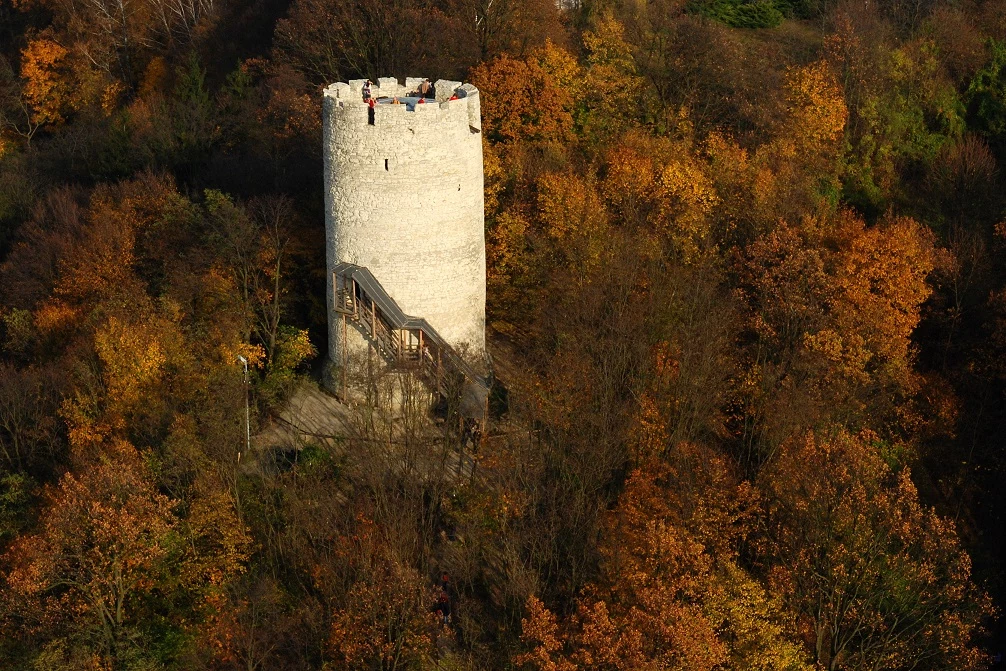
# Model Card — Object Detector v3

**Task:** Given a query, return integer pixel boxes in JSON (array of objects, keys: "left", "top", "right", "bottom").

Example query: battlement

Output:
[{"left": 323, "top": 77, "right": 481, "bottom": 132}]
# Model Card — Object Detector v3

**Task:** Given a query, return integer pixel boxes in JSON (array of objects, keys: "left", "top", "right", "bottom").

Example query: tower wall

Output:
[{"left": 323, "top": 79, "right": 486, "bottom": 368}]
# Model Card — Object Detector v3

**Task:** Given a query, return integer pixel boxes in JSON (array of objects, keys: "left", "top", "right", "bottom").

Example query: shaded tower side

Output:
[{"left": 323, "top": 79, "right": 486, "bottom": 371}]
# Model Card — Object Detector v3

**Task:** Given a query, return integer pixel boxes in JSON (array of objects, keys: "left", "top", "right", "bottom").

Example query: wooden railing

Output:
[{"left": 333, "top": 263, "right": 489, "bottom": 422}]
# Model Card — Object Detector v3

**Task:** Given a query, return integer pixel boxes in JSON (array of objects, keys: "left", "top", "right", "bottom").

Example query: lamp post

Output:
[{"left": 237, "top": 355, "right": 250, "bottom": 462}]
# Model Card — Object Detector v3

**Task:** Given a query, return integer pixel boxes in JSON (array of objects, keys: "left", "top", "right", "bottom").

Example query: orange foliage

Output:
[
  {"left": 518, "top": 441, "right": 800, "bottom": 671},
  {"left": 4, "top": 440, "right": 175, "bottom": 660},
  {"left": 826, "top": 213, "right": 935, "bottom": 385},
  {"left": 53, "top": 174, "right": 178, "bottom": 309},
  {"left": 517, "top": 596, "right": 577, "bottom": 671},
  {"left": 762, "top": 430, "right": 993, "bottom": 670},
  {"left": 320, "top": 515, "right": 436, "bottom": 669},
  {"left": 471, "top": 42, "right": 578, "bottom": 145},
  {"left": 19, "top": 38, "right": 71, "bottom": 126}
]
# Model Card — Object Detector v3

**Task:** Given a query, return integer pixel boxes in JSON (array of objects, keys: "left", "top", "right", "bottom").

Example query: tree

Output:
[
  {"left": 0, "top": 363, "right": 63, "bottom": 474},
  {"left": 0, "top": 56, "right": 41, "bottom": 149},
  {"left": 273, "top": 0, "right": 475, "bottom": 83},
  {"left": 3, "top": 440, "right": 176, "bottom": 666},
  {"left": 599, "top": 130, "right": 719, "bottom": 261},
  {"left": 824, "top": 213, "right": 935, "bottom": 397},
  {"left": 534, "top": 170, "right": 609, "bottom": 274},
  {"left": 577, "top": 15, "right": 648, "bottom": 144},
  {"left": 472, "top": 0, "right": 565, "bottom": 61},
  {"left": 470, "top": 43, "right": 578, "bottom": 145},
  {"left": 517, "top": 443, "right": 810, "bottom": 671},
  {"left": 324, "top": 525, "right": 437, "bottom": 671},
  {"left": 760, "top": 430, "right": 993, "bottom": 671},
  {"left": 730, "top": 211, "right": 936, "bottom": 466},
  {"left": 205, "top": 190, "right": 309, "bottom": 378},
  {"left": 18, "top": 39, "right": 73, "bottom": 128},
  {"left": 967, "top": 39, "right": 1006, "bottom": 153}
]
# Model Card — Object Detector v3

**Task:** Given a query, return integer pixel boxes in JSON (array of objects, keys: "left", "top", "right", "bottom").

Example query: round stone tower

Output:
[{"left": 323, "top": 77, "right": 486, "bottom": 371}]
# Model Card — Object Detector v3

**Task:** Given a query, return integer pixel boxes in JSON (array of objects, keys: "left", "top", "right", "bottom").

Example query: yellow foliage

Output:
[
  {"left": 583, "top": 14, "right": 636, "bottom": 73},
  {"left": 536, "top": 171, "right": 609, "bottom": 273},
  {"left": 599, "top": 130, "right": 715, "bottom": 260},
  {"left": 486, "top": 210, "right": 531, "bottom": 316},
  {"left": 221, "top": 341, "right": 266, "bottom": 369},
  {"left": 94, "top": 316, "right": 167, "bottom": 408},
  {"left": 537, "top": 172, "right": 606, "bottom": 242},
  {"left": 274, "top": 326, "right": 315, "bottom": 371},
  {"left": 60, "top": 389, "right": 113, "bottom": 455},
  {"left": 655, "top": 156, "right": 719, "bottom": 261},
  {"left": 0, "top": 135, "right": 15, "bottom": 159},
  {"left": 20, "top": 38, "right": 71, "bottom": 126},
  {"left": 699, "top": 63, "right": 846, "bottom": 237},
  {"left": 802, "top": 328, "right": 870, "bottom": 386},
  {"left": 580, "top": 15, "right": 647, "bottom": 141},
  {"left": 784, "top": 60, "right": 848, "bottom": 150},
  {"left": 704, "top": 561, "right": 814, "bottom": 671},
  {"left": 100, "top": 80, "right": 125, "bottom": 116},
  {"left": 179, "top": 480, "right": 252, "bottom": 589},
  {"left": 483, "top": 139, "right": 505, "bottom": 215},
  {"left": 533, "top": 40, "right": 583, "bottom": 100}
]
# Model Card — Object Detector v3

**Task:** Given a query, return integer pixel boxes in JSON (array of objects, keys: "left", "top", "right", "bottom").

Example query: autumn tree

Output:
[
  {"left": 823, "top": 212, "right": 935, "bottom": 407},
  {"left": 731, "top": 211, "right": 935, "bottom": 466},
  {"left": 0, "top": 56, "right": 41, "bottom": 149},
  {"left": 470, "top": 42, "right": 579, "bottom": 146},
  {"left": 204, "top": 190, "right": 314, "bottom": 400},
  {"left": 2, "top": 440, "right": 175, "bottom": 667},
  {"left": 577, "top": 15, "right": 649, "bottom": 144},
  {"left": 477, "top": 0, "right": 567, "bottom": 59},
  {"left": 517, "top": 435, "right": 810, "bottom": 671},
  {"left": 760, "top": 429, "right": 993, "bottom": 671},
  {"left": 323, "top": 514, "right": 437, "bottom": 670}
]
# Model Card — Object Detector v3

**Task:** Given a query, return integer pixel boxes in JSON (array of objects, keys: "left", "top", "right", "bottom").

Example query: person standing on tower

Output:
[
  {"left": 419, "top": 78, "right": 436, "bottom": 99},
  {"left": 362, "top": 80, "right": 372, "bottom": 101}
]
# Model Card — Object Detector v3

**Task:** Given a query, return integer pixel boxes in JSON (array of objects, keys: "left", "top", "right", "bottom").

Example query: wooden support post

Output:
[
  {"left": 341, "top": 313, "right": 348, "bottom": 399},
  {"left": 371, "top": 298, "right": 376, "bottom": 338}
]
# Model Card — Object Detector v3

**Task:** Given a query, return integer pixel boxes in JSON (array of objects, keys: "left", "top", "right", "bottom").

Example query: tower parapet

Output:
[{"left": 323, "top": 77, "right": 486, "bottom": 374}]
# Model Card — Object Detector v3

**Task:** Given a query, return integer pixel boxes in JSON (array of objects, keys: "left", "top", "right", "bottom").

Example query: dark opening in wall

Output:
[{"left": 385, "top": 159, "right": 389, "bottom": 171}]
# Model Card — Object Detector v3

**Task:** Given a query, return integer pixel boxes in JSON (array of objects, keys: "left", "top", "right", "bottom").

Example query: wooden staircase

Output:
[{"left": 332, "top": 262, "right": 489, "bottom": 424}]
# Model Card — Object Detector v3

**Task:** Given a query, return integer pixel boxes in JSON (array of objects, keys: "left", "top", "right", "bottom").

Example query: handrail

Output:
[{"left": 333, "top": 262, "right": 488, "bottom": 421}]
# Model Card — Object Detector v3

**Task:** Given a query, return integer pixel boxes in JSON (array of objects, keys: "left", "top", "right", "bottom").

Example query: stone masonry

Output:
[{"left": 323, "top": 77, "right": 486, "bottom": 371}]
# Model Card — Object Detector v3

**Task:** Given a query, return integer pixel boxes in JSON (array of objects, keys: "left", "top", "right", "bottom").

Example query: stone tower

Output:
[{"left": 323, "top": 77, "right": 486, "bottom": 372}]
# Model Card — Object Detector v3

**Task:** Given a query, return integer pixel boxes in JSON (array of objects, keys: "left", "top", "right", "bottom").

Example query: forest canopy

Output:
[{"left": 1, "top": 0, "right": 1005, "bottom": 668}]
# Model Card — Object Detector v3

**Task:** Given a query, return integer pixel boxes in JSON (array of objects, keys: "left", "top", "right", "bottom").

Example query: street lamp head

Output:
[{"left": 237, "top": 355, "right": 248, "bottom": 364}]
